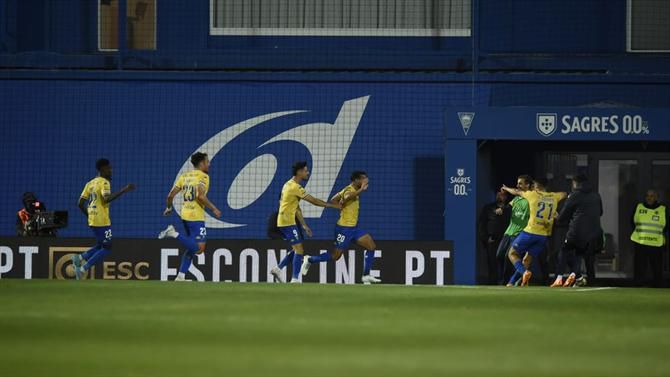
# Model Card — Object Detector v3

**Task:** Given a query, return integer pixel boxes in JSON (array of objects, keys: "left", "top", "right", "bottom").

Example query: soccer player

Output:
[
  {"left": 158, "top": 152, "right": 222, "bottom": 281},
  {"left": 270, "top": 161, "right": 341, "bottom": 283},
  {"left": 299, "top": 171, "right": 381, "bottom": 284},
  {"left": 495, "top": 175, "right": 531, "bottom": 285},
  {"left": 71, "top": 158, "right": 135, "bottom": 280},
  {"left": 501, "top": 177, "right": 567, "bottom": 286}
]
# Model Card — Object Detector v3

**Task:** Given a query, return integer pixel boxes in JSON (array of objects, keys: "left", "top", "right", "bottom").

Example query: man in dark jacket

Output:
[
  {"left": 478, "top": 191, "right": 511, "bottom": 284},
  {"left": 551, "top": 174, "right": 603, "bottom": 287}
]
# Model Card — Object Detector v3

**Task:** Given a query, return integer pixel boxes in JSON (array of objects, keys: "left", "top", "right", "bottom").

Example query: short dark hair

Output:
[
  {"left": 96, "top": 158, "right": 110, "bottom": 171},
  {"left": 292, "top": 161, "right": 308, "bottom": 176},
  {"left": 517, "top": 174, "right": 533, "bottom": 184},
  {"left": 533, "top": 177, "right": 548, "bottom": 188},
  {"left": 573, "top": 174, "right": 589, "bottom": 183},
  {"left": 351, "top": 170, "right": 367, "bottom": 181},
  {"left": 191, "top": 152, "right": 208, "bottom": 167}
]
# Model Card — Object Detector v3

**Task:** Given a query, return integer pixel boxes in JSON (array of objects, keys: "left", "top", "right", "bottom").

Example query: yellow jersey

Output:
[
  {"left": 277, "top": 179, "right": 307, "bottom": 227},
  {"left": 175, "top": 170, "right": 210, "bottom": 221},
  {"left": 80, "top": 177, "right": 112, "bottom": 227},
  {"left": 521, "top": 190, "right": 565, "bottom": 236},
  {"left": 336, "top": 184, "right": 360, "bottom": 227}
]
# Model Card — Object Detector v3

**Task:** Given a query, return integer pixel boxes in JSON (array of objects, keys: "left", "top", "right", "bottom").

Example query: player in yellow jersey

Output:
[
  {"left": 299, "top": 171, "right": 381, "bottom": 284},
  {"left": 270, "top": 161, "right": 341, "bottom": 283},
  {"left": 71, "top": 158, "right": 135, "bottom": 280},
  {"left": 158, "top": 152, "right": 222, "bottom": 281},
  {"left": 501, "top": 177, "right": 567, "bottom": 286}
]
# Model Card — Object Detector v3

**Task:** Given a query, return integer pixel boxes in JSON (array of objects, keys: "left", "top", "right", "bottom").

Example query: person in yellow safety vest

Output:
[{"left": 631, "top": 189, "right": 668, "bottom": 287}]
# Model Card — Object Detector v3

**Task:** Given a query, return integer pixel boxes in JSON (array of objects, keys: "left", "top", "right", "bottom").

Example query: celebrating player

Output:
[
  {"left": 71, "top": 158, "right": 135, "bottom": 280},
  {"left": 270, "top": 161, "right": 341, "bottom": 283},
  {"left": 501, "top": 177, "right": 567, "bottom": 286},
  {"left": 158, "top": 152, "right": 221, "bottom": 281},
  {"left": 300, "top": 171, "right": 381, "bottom": 284}
]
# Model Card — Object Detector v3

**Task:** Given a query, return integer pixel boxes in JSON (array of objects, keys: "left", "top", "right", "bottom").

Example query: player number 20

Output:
[
  {"left": 336, "top": 234, "right": 346, "bottom": 243},
  {"left": 453, "top": 184, "right": 468, "bottom": 196}
]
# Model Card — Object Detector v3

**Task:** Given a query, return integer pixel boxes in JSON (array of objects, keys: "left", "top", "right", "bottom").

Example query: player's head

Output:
[
  {"left": 645, "top": 189, "right": 658, "bottom": 206},
  {"left": 517, "top": 175, "right": 532, "bottom": 191},
  {"left": 96, "top": 158, "right": 112, "bottom": 178},
  {"left": 532, "top": 177, "right": 548, "bottom": 191},
  {"left": 191, "top": 152, "right": 209, "bottom": 172},
  {"left": 571, "top": 174, "right": 589, "bottom": 190},
  {"left": 350, "top": 170, "right": 368, "bottom": 187},
  {"left": 496, "top": 190, "right": 508, "bottom": 203},
  {"left": 292, "top": 161, "right": 309, "bottom": 180}
]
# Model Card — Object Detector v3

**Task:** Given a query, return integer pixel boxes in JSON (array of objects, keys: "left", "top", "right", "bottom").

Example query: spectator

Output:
[
  {"left": 478, "top": 191, "right": 511, "bottom": 284},
  {"left": 631, "top": 189, "right": 668, "bottom": 288},
  {"left": 551, "top": 174, "right": 603, "bottom": 287}
]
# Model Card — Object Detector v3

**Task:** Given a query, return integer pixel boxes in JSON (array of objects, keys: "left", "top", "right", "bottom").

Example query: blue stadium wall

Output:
[{"left": 1, "top": 0, "right": 669, "bottom": 284}]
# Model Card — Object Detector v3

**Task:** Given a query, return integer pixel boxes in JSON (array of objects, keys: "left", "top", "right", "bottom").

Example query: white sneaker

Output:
[
  {"left": 158, "top": 224, "right": 179, "bottom": 239},
  {"left": 362, "top": 275, "right": 381, "bottom": 284},
  {"left": 290, "top": 278, "right": 301, "bottom": 284},
  {"left": 174, "top": 273, "right": 191, "bottom": 282},
  {"left": 270, "top": 267, "right": 284, "bottom": 283},
  {"left": 300, "top": 257, "right": 311, "bottom": 276}
]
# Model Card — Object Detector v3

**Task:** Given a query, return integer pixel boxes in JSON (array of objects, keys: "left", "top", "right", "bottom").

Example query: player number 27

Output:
[{"left": 535, "top": 202, "right": 554, "bottom": 220}]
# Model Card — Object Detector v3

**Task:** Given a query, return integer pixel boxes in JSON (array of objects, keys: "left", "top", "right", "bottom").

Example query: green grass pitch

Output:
[{"left": 1, "top": 280, "right": 669, "bottom": 377}]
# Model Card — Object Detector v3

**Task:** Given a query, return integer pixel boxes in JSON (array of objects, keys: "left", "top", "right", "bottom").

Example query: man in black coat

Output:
[
  {"left": 478, "top": 191, "right": 511, "bottom": 284},
  {"left": 551, "top": 174, "right": 603, "bottom": 287}
]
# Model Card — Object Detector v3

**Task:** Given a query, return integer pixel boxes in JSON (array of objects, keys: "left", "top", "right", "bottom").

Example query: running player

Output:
[
  {"left": 501, "top": 177, "right": 567, "bottom": 286},
  {"left": 71, "top": 158, "right": 135, "bottom": 280},
  {"left": 270, "top": 161, "right": 341, "bottom": 283},
  {"left": 158, "top": 152, "right": 222, "bottom": 281},
  {"left": 299, "top": 171, "right": 381, "bottom": 284}
]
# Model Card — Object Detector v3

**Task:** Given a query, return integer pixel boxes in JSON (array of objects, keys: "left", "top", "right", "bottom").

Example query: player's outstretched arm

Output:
[
  {"left": 77, "top": 197, "right": 88, "bottom": 216},
  {"left": 501, "top": 184, "right": 522, "bottom": 196},
  {"left": 196, "top": 184, "right": 222, "bottom": 218},
  {"left": 296, "top": 207, "right": 313, "bottom": 237},
  {"left": 102, "top": 184, "right": 136, "bottom": 204},
  {"left": 303, "top": 194, "right": 342, "bottom": 209},
  {"left": 163, "top": 186, "right": 182, "bottom": 216}
]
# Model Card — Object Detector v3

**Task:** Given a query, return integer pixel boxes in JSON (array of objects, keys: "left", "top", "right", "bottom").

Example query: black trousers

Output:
[
  {"left": 483, "top": 237, "right": 502, "bottom": 285},
  {"left": 634, "top": 243, "right": 664, "bottom": 288},
  {"left": 557, "top": 238, "right": 598, "bottom": 280},
  {"left": 496, "top": 235, "right": 516, "bottom": 284}
]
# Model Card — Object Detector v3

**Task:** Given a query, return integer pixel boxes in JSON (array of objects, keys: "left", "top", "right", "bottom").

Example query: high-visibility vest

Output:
[{"left": 631, "top": 203, "right": 666, "bottom": 247}]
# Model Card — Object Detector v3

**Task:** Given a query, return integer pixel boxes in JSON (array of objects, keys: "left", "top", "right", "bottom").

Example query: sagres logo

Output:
[
  {"left": 536, "top": 113, "right": 557, "bottom": 137},
  {"left": 174, "top": 96, "right": 370, "bottom": 228},
  {"left": 49, "top": 247, "right": 94, "bottom": 280}
]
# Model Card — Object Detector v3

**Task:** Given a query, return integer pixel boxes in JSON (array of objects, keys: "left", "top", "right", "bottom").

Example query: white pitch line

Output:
[{"left": 570, "top": 287, "right": 617, "bottom": 292}]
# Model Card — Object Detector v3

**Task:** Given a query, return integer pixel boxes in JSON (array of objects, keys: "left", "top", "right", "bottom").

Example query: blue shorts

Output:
[
  {"left": 334, "top": 225, "right": 368, "bottom": 249},
  {"left": 512, "top": 231, "right": 547, "bottom": 257},
  {"left": 278, "top": 225, "right": 303, "bottom": 246},
  {"left": 90, "top": 226, "right": 112, "bottom": 248},
  {"left": 183, "top": 220, "right": 207, "bottom": 242}
]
